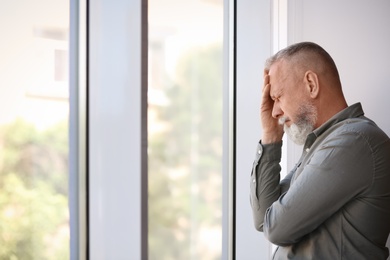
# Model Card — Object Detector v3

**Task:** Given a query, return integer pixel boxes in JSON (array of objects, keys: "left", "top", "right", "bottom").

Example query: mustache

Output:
[{"left": 278, "top": 116, "right": 289, "bottom": 125}]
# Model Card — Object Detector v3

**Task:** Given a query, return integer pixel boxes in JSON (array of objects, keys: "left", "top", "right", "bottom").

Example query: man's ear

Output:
[{"left": 304, "top": 70, "right": 319, "bottom": 98}]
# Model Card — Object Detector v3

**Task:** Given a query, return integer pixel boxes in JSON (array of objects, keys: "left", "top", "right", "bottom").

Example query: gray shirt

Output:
[{"left": 250, "top": 103, "right": 390, "bottom": 259}]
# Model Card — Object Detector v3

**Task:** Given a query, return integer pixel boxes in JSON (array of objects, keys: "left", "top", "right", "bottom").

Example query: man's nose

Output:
[{"left": 272, "top": 102, "right": 283, "bottom": 119}]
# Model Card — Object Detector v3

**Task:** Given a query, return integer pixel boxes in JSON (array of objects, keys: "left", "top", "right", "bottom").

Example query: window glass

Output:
[
  {"left": 0, "top": 1, "right": 70, "bottom": 259},
  {"left": 148, "top": 0, "right": 224, "bottom": 259}
]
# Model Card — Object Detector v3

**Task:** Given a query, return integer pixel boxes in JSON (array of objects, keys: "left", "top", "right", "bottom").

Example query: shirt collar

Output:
[{"left": 304, "top": 102, "right": 365, "bottom": 151}]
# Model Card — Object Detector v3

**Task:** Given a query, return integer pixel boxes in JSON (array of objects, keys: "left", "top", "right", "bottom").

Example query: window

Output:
[
  {"left": 83, "top": 0, "right": 274, "bottom": 259},
  {"left": 148, "top": 0, "right": 224, "bottom": 259},
  {"left": 0, "top": 1, "right": 70, "bottom": 259}
]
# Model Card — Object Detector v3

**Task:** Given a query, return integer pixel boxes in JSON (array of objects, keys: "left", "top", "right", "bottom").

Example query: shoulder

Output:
[
  {"left": 321, "top": 117, "right": 390, "bottom": 163},
  {"left": 329, "top": 117, "right": 389, "bottom": 143}
]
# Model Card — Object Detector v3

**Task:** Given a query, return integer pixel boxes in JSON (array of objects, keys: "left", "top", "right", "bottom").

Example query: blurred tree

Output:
[
  {"left": 149, "top": 44, "right": 223, "bottom": 260},
  {"left": 0, "top": 119, "right": 69, "bottom": 260}
]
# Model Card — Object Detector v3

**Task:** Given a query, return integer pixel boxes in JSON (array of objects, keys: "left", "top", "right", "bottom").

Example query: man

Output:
[{"left": 250, "top": 41, "right": 390, "bottom": 259}]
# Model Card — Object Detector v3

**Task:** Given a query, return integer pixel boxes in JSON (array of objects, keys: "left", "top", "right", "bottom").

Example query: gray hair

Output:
[{"left": 265, "top": 42, "right": 340, "bottom": 81}]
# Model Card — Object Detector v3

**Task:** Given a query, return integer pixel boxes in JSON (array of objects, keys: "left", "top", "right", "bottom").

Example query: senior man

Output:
[{"left": 250, "top": 41, "right": 390, "bottom": 259}]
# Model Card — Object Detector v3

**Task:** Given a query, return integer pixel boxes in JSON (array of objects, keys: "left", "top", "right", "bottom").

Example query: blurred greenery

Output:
[
  {"left": 0, "top": 119, "right": 69, "bottom": 260},
  {"left": 148, "top": 44, "right": 223, "bottom": 260}
]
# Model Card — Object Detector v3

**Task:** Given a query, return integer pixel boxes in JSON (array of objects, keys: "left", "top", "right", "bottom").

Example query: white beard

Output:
[{"left": 279, "top": 103, "right": 317, "bottom": 146}]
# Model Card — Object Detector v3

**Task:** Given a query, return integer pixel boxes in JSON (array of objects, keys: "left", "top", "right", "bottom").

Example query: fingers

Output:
[
  {"left": 262, "top": 79, "right": 270, "bottom": 96},
  {"left": 260, "top": 71, "right": 274, "bottom": 121},
  {"left": 260, "top": 69, "right": 272, "bottom": 113},
  {"left": 262, "top": 74, "right": 271, "bottom": 101},
  {"left": 263, "top": 69, "right": 269, "bottom": 77},
  {"left": 262, "top": 70, "right": 270, "bottom": 93},
  {"left": 261, "top": 84, "right": 272, "bottom": 110},
  {"left": 260, "top": 69, "right": 284, "bottom": 143}
]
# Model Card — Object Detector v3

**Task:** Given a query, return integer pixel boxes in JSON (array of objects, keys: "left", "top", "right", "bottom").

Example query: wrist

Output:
[{"left": 261, "top": 133, "right": 283, "bottom": 145}]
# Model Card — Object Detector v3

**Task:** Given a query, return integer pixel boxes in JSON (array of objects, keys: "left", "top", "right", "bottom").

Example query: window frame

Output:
[{"left": 69, "top": 0, "right": 276, "bottom": 259}]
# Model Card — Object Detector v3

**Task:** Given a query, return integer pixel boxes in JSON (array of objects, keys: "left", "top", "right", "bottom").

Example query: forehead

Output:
[{"left": 268, "top": 60, "right": 288, "bottom": 97}]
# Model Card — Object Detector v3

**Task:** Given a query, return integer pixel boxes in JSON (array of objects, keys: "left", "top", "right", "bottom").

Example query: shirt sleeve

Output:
[
  {"left": 250, "top": 140, "right": 285, "bottom": 231},
  {"left": 262, "top": 131, "right": 374, "bottom": 246}
]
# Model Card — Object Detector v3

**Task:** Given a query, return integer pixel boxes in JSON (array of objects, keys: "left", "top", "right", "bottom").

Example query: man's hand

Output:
[{"left": 260, "top": 70, "right": 284, "bottom": 144}]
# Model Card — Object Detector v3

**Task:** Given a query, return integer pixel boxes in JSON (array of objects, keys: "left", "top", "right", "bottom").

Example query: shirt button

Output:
[
  {"left": 305, "top": 148, "right": 310, "bottom": 152},
  {"left": 257, "top": 150, "right": 261, "bottom": 155},
  {"left": 252, "top": 179, "right": 256, "bottom": 183}
]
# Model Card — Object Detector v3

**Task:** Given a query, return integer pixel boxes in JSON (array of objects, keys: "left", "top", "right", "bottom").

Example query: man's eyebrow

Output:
[{"left": 270, "top": 89, "right": 282, "bottom": 100}]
